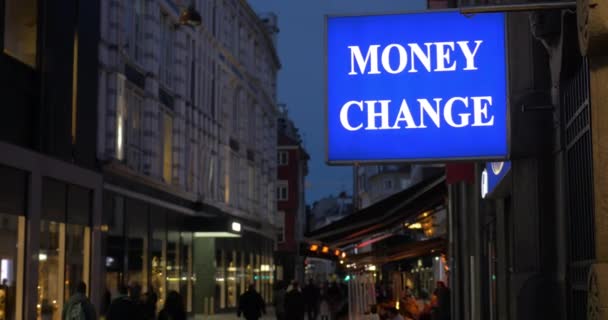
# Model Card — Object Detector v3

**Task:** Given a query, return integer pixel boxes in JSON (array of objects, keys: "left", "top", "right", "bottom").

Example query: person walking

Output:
[
  {"left": 157, "top": 291, "right": 186, "bottom": 320},
  {"left": 62, "top": 281, "right": 96, "bottom": 320},
  {"left": 237, "top": 284, "right": 266, "bottom": 320},
  {"left": 273, "top": 281, "right": 287, "bottom": 320},
  {"left": 143, "top": 286, "right": 158, "bottom": 320},
  {"left": 303, "top": 279, "right": 320, "bottom": 320},
  {"left": 285, "top": 281, "right": 305, "bottom": 320},
  {"left": 106, "top": 285, "right": 138, "bottom": 320}
]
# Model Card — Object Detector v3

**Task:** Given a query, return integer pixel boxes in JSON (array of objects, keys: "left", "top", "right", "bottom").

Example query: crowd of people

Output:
[
  {"left": 369, "top": 281, "right": 451, "bottom": 320},
  {"left": 238, "top": 279, "right": 349, "bottom": 320},
  {"left": 57, "top": 281, "right": 186, "bottom": 320}
]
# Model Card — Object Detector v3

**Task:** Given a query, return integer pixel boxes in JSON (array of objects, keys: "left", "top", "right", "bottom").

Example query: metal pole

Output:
[{"left": 460, "top": 1, "right": 576, "bottom": 14}]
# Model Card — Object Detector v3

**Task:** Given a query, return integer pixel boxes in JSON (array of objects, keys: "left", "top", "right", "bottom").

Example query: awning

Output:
[
  {"left": 306, "top": 173, "right": 447, "bottom": 247},
  {"left": 348, "top": 237, "right": 447, "bottom": 265}
]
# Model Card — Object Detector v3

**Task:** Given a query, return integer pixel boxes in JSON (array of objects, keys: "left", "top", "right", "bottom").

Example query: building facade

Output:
[
  {"left": 275, "top": 105, "right": 309, "bottom": 283},
  {"left": 0, "top": 1, "right": 103, "bottom": 320},
  {"left": 354, "top": 165, "right": 444, "bottom": 210},
  {"left": 96, "top": 0, "right": 280, "bottom": 316}
]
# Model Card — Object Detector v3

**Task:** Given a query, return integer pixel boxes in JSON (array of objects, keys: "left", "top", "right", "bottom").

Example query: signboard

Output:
[
  {"left": 326, "top": 11, "right": 508, "bottom": 164},
  {"left": 481, "top": 161, "right": 511, "bottom": 198}
]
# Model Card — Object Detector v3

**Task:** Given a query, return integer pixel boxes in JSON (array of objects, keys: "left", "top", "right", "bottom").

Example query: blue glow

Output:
[{"left": 327, "top": 11, "right": 508, "bottom": 162}]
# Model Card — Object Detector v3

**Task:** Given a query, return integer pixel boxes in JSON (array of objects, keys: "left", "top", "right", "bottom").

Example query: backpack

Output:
[{"left": 65, "top": 301, "right": 86, "bottom": 320}]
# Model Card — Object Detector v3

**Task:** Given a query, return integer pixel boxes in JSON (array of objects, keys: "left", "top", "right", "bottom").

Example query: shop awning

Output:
[
  {"left": 306, "top": 173, "right": 446, "bottom": 247},
  {"left": 348, "top": 237, "right": 447, "bottom": 265}
]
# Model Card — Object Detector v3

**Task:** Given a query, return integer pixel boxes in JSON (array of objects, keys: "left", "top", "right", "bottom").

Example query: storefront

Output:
[{"left": 0, "top": 141, "right": 103, "bottom": 320}]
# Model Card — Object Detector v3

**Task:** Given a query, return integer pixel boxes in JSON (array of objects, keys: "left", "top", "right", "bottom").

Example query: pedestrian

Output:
[
  {"left": 319, "top": 284, "right": 331, "bottom": 320},
  {"left": 129, "top": 283, "right": 146, "bottom": 318},
  {"left": 237, "top": 284, "right": 266, "bottom": 320},
  {"left": 273, "top": 281, "right": 287, "bottom": 320},
  {"left": 284, "top": 281, "right": 305, "bottom": 320},
  {"left": 62, "top": 281, "right": 96, "bottom": 320},
  {"left": 303, "top": 279, "right": 320, "bottom": 320},
  {"left": 431, "top": 281, "right": 450, "bottom": 320},
  {"left": 157, "top": 291, "right": 186, "bottom": 320},
  {"left": 106, "top": 284, "right": 138, "bottom": 320},
  {"left": 387, "top": 307, "right": 404, "bottom": 320},
  {"left": 143, "top": 286, "right": 158, "bottom": 320}
]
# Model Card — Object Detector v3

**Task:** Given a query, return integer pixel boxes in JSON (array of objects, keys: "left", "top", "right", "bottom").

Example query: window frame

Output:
[
  {"left": 278, "top": 151, "right": 288, "bottom": 166},
  {"left": 277, "top": 181, "right": 288, "bottom": 201}
]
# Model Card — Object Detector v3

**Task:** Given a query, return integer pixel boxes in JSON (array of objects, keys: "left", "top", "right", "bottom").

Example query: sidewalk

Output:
[{"left": 191, "top": 308, "right": 276, "bottom": 320}]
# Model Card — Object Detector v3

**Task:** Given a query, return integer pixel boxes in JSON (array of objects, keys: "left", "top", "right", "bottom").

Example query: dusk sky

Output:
[{"left": 247, "top": 0, "right": 427, "bottom": 203}]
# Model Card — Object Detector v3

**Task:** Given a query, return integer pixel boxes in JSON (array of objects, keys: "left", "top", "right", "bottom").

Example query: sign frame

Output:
[{"left": 324, "top": 9, "right": 512, "bottom": 165}]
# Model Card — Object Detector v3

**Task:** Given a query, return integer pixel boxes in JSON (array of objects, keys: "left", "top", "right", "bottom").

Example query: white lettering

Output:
[
  {"left": 339, "top": 100, "right": 364, "bottom": 131},
  {"left": 472, "top": 96, "right": 494, "bottom": 126},
  {"left": 418, "top": 98, "right": 442, "bottom": 128},
  {"left": 457, "top": 40, "right": 483, "bottom": 71},
  {"left": 391, "top": 99, "right": 419, "bottom": 129},
  {"left": 443, "top": 97, "right": 471, "bottom": 128},
  {"left": 408, "top": 43, "right": 433, "bottom": 73},
  {"left": 381, "top": 44, "right": 408, "bottom": 74},
  {"left": 365, "top": 100, "right": 392, "bottom": 130},
  {"left": 434, "top": 42, "right": 457, "bottom": 72},
  {"left": 348, "top": 45, "right": 381, "bottom": 75}
]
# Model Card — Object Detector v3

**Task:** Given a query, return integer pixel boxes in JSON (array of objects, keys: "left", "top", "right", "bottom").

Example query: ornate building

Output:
[{"left": 98, "top": 0, "right": 280, "bottom": 315}]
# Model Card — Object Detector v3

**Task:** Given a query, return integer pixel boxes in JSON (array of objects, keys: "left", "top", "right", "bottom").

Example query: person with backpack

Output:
[
  {"left": 106, "top": 284, "right": 139, "bottom": 320},
  {"left": 62, "top": 281, "right": 97, "bottom": 320}
]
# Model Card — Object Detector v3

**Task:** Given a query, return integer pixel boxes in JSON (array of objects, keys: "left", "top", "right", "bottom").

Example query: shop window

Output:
[
  {"left": 3, "top": 0, "right": 37, "bottom": 67},
  {"left": 0, "top": 213, "right": 26, "bottom": 320},
  {"left": 39, "top": 179, "right": 91, "bottom": 320},
  {"left": 149, "top": 209, "right": 166, "bottom": 310},
  {"left": 104, "top": 196, "right": 125, "bottom": 299},
  {"left": 180, "top": 233, "right": 193, "bottom": 312},
  {"left": 166, "top": 226, "right": 181, "bottom": 294},
  {"left": 227, "top": 251, "right": 237, "bottom": 308},
  {"left": 126, "top": 200, "right": 148, "bottom": 289}
]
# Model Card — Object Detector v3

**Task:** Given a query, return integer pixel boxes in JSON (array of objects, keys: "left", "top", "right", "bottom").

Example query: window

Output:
[
  {"left": 400, "top": 178, "right": 410, "bottom": 190},
  {"left": 126, "top": 85, "right": 144, "bottom": 172},
  {"left": 160, "top": 13, "right": 175, "bottom": 88},
  {"left": 124, "top": 0, "right": 145, "bottom": 63},
  {"left": 277, "top": 211, "right": 285, "bottom": 243},
  {"left": 3, "top": 0, "right": 37, "bottom": 67},
  {"left": 384, "top": 179, "right": 393, "bottom": 190},
  {"left": 162, "top": 111, "right": 174, "bottom": 184},
  {"left": 115, "top": 77, "right": 143, "bottom": 171},
  {"left": 278, "top": 151, "right": 288, "bottom": 166},
  {"left": 277, "top": 181, "right": 288, "bottom": 201},
  {"left": 248, "top": 164, "right": 256, "bottom": 207}
]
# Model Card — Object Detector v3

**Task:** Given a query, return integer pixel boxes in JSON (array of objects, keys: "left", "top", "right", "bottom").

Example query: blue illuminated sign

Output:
[
  {"left": 481, "top": 161, "right": 511, "bottom": 198},
  {"left": 326, "top": 11, "right": 508, "bottom": 163}
]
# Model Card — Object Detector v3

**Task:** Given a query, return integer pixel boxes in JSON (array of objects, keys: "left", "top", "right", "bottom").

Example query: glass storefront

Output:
[
  {"left": 0, "top": 214, "right": 25, "bottom": 320},
  {"left": 38, "top": 179, "right": 91, "bottom": 320},
  {"left": 103, "top": 194, "right": 194, "bottom": 317},
  {"left": 213, "top": 236, "right": 275, "bottom": 311},
  {"left": 0, "top": 166, "right": 27, "bottom": 320}
]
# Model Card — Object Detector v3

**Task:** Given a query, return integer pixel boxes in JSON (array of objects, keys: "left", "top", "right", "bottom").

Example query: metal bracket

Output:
[
  {"left": 521, "top": 104, "right": 555, "bottom": 112},
  {"left": 460, "top": 1, "right": 576, "bottom": 15}
]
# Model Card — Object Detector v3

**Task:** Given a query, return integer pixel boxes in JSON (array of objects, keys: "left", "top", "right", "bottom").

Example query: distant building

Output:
[
  {"left": 275, "top": 105, "right": 309, "bottom": 282},
  {"left": 309, "top": 192, "right": 354, "bottom": 232},
  {"left": 353, "top": 165, "right": 444, "bottom": 210}
]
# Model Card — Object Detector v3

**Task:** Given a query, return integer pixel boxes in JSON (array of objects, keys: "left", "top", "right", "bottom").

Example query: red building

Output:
[{"left": 275, "top": 105, "right": 309, "bottom": 282}]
